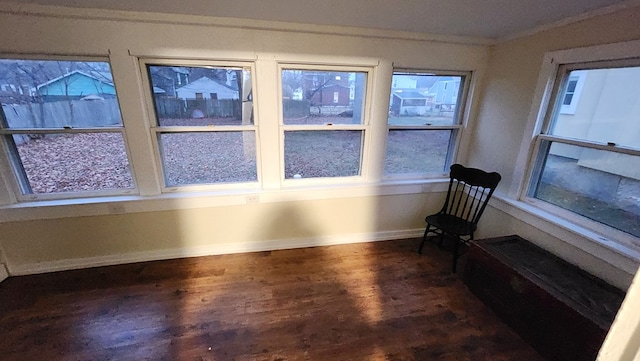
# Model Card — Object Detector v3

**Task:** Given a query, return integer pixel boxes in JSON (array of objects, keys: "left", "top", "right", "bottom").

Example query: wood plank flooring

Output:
[{"left": 0, "top": 238, "right": 546, "bottom": 361}]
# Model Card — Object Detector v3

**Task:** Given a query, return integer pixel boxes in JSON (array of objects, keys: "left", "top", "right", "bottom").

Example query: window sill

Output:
[
  {"left": 491, "top": 194, "right": 640, "bottom": 275},
  {"left": 0, "top": 178, "right": 449, "bottom": 223}
]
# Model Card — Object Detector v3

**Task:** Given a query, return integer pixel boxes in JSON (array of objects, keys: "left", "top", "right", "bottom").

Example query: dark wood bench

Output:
[{"left": 463, "top": 235, "right": 626, "bottom": 361}]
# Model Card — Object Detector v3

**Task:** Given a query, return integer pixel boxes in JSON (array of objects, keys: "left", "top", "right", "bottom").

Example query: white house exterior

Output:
[
  {"left": 428, "top": 77, "right": 461, "bottom": 105},
  {"left": 552, "top": 67, "right": 640, "bottom": 180},
  {"left": 175, "top": 76, "right": 238, "bottom": 100}
]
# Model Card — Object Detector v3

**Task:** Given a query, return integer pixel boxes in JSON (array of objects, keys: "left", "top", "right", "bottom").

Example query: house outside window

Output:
[
  {"left": 142, "top": 60, "right": 257, "bottom": 188},
  {"left": 559, "top": 70, "right": 586, "bottom": 114},
  {"left": 384, "top": 70, "right": 470, "bottom": 177},
  {"left": 0, "top": 57, "right": 135, "bottom": 200},
  {"left": 280, "top": 66, "right": 369, "bottom": 179},
  {"left": 527, "top": 60, "right": 640, "bottom": 250}
]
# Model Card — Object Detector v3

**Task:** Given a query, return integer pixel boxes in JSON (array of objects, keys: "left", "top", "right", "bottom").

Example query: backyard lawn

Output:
[{"left": 15, "top": 116, "right": 451, "bottom": 193}]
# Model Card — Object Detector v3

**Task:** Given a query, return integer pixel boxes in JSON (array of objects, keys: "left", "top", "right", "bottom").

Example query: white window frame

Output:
[
  {"left": 0, "top": 54, "right": 137, "bottom": 202},
  {"left": 383, "top": 69, "right": 471, "bottom": 180},
  {"left": 278, "top": 63, "right": 373, "bottom": 185},
  {"left": 139, "top": 58, "right": 260, "bottom": 193},
  {"left": 519, "top": 41, "right": 640, "bottom": 253}
]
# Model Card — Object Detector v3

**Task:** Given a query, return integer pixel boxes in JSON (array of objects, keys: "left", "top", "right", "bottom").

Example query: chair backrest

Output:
[{"left": 441, "top": 164, "right": 502, "bottom": 227}]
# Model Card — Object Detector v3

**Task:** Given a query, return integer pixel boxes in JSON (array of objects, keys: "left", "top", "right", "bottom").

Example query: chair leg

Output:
[
  {"left": 452, "top": 236, "right": 461, "bottom": 273},
  {"left": 437, "top": 232, "right": 445, "bottom": 248},
  {"left": 419, "top": 225, "right": 432, "bottom": 254}
]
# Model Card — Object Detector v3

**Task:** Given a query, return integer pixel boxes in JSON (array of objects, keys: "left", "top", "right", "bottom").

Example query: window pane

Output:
[
  {"left": 384, "top": 130, "right": 452, "bottom": 175},
  {"left": 284, "top": 131, "right": 362, "bottom": 178},
  {"left": 533, "top": 141, "right": 640, "bottom": 238},
  {"left": 551, "top": 67, "right": 640, "bottom": 149},
  {"left": 282, "top": 69, "right": 367, "bottom": 125},
  {"left": 389, "top": 73, "right": 464, "bottom": 126},
  {"left": 158, "top": 132, "right": 257, "bottom": 186},
  {"left": 147, "top": 65, "right": 253, "bottom": 127},
  {"left": 10, "top": 133, "right": 133, "bottom": 194},
  {"left": 0, "top": 59, "right": 122, "bottom": 128},
  {"left": 562, "top": 93, "right": 574, "bottom": 105}
]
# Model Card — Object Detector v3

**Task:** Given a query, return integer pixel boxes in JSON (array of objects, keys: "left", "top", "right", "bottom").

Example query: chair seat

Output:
[{"left": 425, "top": 213, "right": 475, "bottom": 236}]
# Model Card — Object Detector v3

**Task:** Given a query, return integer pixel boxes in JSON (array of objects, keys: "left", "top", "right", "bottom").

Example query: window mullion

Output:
[
  {"left": 255, "top": 59, "right": 282, "bottom": 189},
  {"left": 0, "top": 127, "right": 124, "bottom": 135},
  {"left": 539, "top": 134, "right": 640, "bottom": 157},
  {"left": 387, "top": 125, "right": 462, "bottom": 131}
]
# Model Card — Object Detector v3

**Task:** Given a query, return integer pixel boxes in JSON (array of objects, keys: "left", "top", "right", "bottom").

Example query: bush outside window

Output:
[
  {"left": 0, "top": 57, "right": 134, "bottom": 200},
  {"left": 384, "top": 70, "right": 470, "bottom": 177},
  {"left": 527, "top": 60, "right": 640, "bottom": 249}
]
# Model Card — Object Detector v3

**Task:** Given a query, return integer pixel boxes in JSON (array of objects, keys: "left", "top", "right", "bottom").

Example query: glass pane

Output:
[
  {"left": 147, "top": 65, "right": 253, "bottom": 127},
  {"left": 533, "top": 141, "right": 640, "bottom": 238},
  {"left": 281, "top": 69, "right": 367, "bottom": 125},
  {"left": 0, "top": 59, "right": 123, "bottom": 128},
  {"left": 384, "top": 130, "right": 452, "bottom": 175},
  {"left": 159, "top": 132, "right": 257, "bottom": 186},
  {"left": 11, "top": 133, "right": 133, "bottom": 194},
  {"left": 284, "top": 131, "right": 362, "bottom": 178},
  {"left": 551, "top": 67, "right": 640, "bottom": 149},
  {"left": 388, "top": 72, "right": 465, "bottom": 126}
]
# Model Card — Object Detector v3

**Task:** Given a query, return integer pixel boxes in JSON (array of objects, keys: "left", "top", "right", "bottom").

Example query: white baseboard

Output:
[
  {"left": 8, "top": 229, "right": 424, "bottom": 276},
  {"left": 0, "top": 263, "right": 8, "bottom": 282}
]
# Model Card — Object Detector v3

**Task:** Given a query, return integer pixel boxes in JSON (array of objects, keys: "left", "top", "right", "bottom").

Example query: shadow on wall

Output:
[{"left": 254, "top": 202, "right": 322, "bottom": 244}]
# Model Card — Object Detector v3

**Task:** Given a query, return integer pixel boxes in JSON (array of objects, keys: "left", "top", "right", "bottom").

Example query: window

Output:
[
  {"left": 281, "top": 66, "right": 369, "bottom": 179},
  {"left": 527, "top": 60, "right": 640, "bottom": 248},
  {"left": 144, "top": 61, "right": 257, "bottom": 188},
  {"left": 384, "top": 70, "right": 470, "bottom": 176},
  {"left": 559, "top": 70, "right": 585, "bottom": 114},
  {"left": 562, "top": 79, "right": 577, "bottom": 105},
  {"left": 0, "top": 57, "right": 134, "bottom": 200}
]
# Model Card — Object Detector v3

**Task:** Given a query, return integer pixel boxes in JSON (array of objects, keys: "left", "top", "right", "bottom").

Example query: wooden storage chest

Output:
[{"left": 463, "top": 235, "right": 625, "bottom": 361}]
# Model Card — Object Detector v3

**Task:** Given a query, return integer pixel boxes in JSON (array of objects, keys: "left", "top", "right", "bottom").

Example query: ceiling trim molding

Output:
[
  {"left": 0, "top": 2, "right": 496, "bottom": 46},
  {"left": 500, "top": 0, "right": 640, "bottom": 42}
]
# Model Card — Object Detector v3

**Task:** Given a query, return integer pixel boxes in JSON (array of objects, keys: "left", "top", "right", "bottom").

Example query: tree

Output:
[{"left": 281, "top": 70, "right": 349, "bottom": 116}]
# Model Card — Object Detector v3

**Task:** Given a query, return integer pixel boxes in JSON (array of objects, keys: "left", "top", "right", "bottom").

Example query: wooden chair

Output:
[{"left": 419, "top": 164, "right": 501, "bottom": 272}]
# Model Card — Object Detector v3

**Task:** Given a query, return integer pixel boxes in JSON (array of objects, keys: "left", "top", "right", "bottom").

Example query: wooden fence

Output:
[
  {"left": 2, "top": 98, "right": 122, "bottom": 128},
  {"left": 155, "top": 98, "right": 238, "bottom": 118}
]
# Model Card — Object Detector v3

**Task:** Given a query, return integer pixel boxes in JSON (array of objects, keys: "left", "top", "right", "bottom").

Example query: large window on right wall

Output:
[
  {"left": 384, "top": 70, "right": 470, "bottom": 177},
  {"left": 527, "top": 58, "right": 640, "bottom": 250}
]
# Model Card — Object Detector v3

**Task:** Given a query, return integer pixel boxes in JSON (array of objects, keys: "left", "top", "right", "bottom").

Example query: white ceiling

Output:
[{"left": 2, "top": 0, "right": 638, "bottom": 40}]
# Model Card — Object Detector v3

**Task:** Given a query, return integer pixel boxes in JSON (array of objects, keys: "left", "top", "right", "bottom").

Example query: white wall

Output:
[
  {"left": 470, "top": 5, "right": 640, "bottom": 290},
  {"left": 0, "top": 264, "right": 7, "bottom": 282},
  {"left": 0, "top": 4, "right": 487, "bottom": 276},
  {"left": 2, "top": 2, "right": 638, "bottom": 293}
]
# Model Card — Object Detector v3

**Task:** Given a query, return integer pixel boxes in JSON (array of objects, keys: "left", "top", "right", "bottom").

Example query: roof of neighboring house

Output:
[
  {"left": 175, "top": 76, "right": 238, "bottom": 93},
  {"left": 318, "top": 84, "right": 350, "bottom": 89},
  {"left": 171, "top": 67, "right": 190, "bottom": 74},
  {"left": 392, "top": 91, "right": 429, "bottom": 99},
  {"left": 36, "top": 70, "right": 114, "bottom": 91}
]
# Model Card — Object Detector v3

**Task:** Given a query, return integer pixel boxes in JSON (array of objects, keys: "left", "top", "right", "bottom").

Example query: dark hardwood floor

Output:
[{"left": 0, "top": 238, "right": 545, "bottom": 361}]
